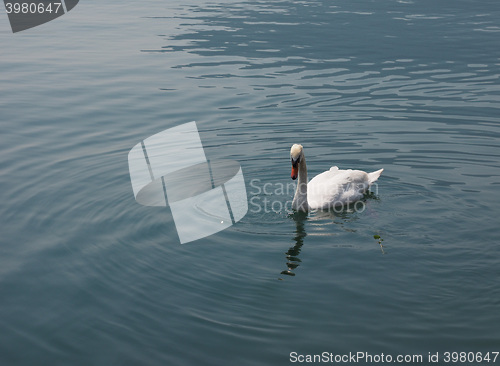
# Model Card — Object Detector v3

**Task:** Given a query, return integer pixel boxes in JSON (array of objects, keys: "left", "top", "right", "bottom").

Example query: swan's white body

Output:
[{"left": 290, "top": 144, "right": 383, "bottom": 211}]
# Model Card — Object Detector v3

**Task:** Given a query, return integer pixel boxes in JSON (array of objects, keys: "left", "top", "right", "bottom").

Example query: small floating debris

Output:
[{"left": 374, "top": 234, "right": 385, "bottom": 253}]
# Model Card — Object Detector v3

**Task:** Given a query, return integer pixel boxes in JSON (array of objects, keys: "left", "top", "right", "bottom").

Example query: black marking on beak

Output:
[{"left": 291, "top": 155, "right": 301, "bottom": 167}]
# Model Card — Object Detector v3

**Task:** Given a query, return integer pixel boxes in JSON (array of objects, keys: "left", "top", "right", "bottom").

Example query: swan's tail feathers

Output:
[{"left": 367, "top": 168, "right": 384, "bottom": 185}]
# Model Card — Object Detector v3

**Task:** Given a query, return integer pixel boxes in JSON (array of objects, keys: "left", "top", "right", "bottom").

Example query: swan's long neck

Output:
[{"left": 292, "top": 155, "right": 308, "bottom": 211}]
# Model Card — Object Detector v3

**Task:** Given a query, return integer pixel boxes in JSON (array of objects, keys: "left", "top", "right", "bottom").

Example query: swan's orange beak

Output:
[{"left": 291, "top": 165, "right": 298, "bottom": 180}]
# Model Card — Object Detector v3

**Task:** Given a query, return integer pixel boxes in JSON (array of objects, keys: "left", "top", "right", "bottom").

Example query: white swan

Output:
[{"left": 290, "top": 144, "right": 383, "bottom": 211}]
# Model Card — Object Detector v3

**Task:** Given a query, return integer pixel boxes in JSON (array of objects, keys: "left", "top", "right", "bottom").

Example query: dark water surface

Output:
[{"left": 1, "top": 0, "right": 500, "bottom": 365}]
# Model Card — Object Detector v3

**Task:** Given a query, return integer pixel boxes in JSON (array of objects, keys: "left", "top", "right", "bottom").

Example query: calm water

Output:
[{"left": 1, "top": 0, "right": 500, "bottom": 365}]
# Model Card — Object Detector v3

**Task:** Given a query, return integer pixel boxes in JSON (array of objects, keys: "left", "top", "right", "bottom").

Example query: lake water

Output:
[{"left": 1, "top": 0, "right": 500, "bottom": 365}]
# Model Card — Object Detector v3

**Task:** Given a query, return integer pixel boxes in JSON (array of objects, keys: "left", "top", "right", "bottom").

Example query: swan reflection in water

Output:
[
  {"left": 280, "top": 209, "right": 352, "bottom": 277},
  {"left": 280, "top": 198, "right": 382, "bottom": 278},
  {"left": 280, "top": 211, "right": 307, "bottom": 277}
]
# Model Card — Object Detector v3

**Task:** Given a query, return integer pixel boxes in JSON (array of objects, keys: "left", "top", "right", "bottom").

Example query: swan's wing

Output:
[{"left": 308, "top": 168, "right": 371, "bottom": 209}]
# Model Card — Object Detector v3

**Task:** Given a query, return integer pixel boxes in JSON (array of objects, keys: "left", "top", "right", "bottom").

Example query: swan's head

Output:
[{"left": 290, "top": 144, "right": 303, "bottom": 180}]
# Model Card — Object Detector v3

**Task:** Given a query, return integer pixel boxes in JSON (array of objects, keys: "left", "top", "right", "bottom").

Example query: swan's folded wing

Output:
[
  {"left": 308, "top": 169, "right": 370, "bottom": 209},
  {"left": 307, "top": 169, "right": 343, "bottom": 208}
]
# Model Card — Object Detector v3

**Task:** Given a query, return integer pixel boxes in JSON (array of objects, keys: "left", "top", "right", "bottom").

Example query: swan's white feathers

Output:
[
  {"left": 307, "top": 168, "right": 370, "bottom": 209},
  {"left": 290, "top": 145, "right": 383, "bottom": 211},
  {"left": 367, "top": 168, "right": 384, "bottom": 185}
]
